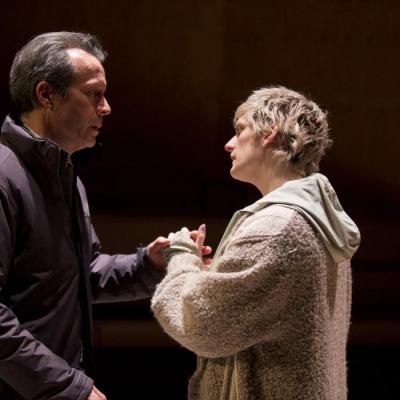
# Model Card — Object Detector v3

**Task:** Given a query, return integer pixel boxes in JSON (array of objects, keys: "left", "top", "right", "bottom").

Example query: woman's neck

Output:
[{"left": 256, "top": 162, "right": 303, "bottom": 196}]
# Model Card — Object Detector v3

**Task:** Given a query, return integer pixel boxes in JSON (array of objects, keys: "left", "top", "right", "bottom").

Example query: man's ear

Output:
[
  {"left": 35, "top": 81, "right": 56, "bottom": 110},
  {"left": 262, "top": 126, "right": 279, "bottom": 148}
]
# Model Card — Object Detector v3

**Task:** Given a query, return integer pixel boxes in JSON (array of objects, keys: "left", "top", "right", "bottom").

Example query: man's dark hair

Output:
[{"left": 9, "top": 31, "right": 107, "bottom": 116}]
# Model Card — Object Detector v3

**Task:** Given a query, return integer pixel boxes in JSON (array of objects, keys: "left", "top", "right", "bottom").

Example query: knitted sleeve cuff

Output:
[{"left": 167, "top": 252, "right": 202, "bottom": 273}]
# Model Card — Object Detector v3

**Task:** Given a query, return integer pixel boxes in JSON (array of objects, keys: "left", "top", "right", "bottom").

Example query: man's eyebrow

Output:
[{"left": 84, "top": 81, "right": 107, "bottom": 90}]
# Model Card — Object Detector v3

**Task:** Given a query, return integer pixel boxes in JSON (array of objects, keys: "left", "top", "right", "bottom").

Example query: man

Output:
[
  {"left": 152, "top": 86, "right": 361, "bottom": 399},
  {"left": 0, "top": 32, "right": 170, "bottom": 400}
]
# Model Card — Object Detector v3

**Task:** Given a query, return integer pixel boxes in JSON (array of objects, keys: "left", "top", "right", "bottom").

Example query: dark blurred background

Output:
[{"left": 1, "top": 1, "right": 399, "bottom": 398}]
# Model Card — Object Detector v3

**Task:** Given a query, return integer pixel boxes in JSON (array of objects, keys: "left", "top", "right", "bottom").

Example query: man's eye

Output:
[{"left": 89, "top": 91, "right": 102, "bottom": 100}]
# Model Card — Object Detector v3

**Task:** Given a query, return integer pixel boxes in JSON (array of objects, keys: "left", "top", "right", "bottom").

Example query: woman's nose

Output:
[{"left": 225, "top": 136, "right": 235, "bottom": 152}]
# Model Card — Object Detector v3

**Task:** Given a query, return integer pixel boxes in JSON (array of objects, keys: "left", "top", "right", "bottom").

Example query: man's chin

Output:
[
  {"left": 85, "top": 134, "right": 98, "bottom": 147},
  {"left": 87, "top": 138, "right": 97, "bottom": 148},
  {"left": 69, "top": 140, "right": 96, "bottom": 154}
]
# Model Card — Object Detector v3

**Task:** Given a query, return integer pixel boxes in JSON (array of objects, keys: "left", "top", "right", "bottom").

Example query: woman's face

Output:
[{"left": 225, "top": 115, "right": 264, "bottom": 184}]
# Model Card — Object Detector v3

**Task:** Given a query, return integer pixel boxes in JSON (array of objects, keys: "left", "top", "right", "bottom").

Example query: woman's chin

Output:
[
  {"left": 230, "top": 169, "right": 245, "bottom": 182},
  {"left": 229, "top": 167, "right": 238, "bottom": 179}
]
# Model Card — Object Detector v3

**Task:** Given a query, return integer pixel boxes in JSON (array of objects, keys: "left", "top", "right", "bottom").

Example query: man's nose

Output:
[{"left": 98, "top": 97, "right": 111, "bottom": 116}]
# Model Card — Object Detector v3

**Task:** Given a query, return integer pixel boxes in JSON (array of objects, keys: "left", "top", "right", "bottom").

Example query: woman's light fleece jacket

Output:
[{"left": 151, "top": 173, "right": 361, "bottom": 400}]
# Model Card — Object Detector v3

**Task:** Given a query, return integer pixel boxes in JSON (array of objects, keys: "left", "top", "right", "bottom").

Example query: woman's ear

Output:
[
  {"left": 35, "top": 81, "right": 56, "bottom": 110},
  {"left": 262, "top": 126, "right": 279, "bottom": 148}
]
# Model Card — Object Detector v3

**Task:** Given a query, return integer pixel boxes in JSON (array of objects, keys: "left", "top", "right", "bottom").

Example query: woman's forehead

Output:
[{"left": 234, "top": 103, "right": 250, "bottom": 122}]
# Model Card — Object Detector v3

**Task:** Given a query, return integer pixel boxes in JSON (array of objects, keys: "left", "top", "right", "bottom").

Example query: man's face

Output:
[
  {"left": 47, "top": 48, "right": 111, "bottom": 154},
  {"left": 224, "top": 114, "right": 264, "bottom": 184}
]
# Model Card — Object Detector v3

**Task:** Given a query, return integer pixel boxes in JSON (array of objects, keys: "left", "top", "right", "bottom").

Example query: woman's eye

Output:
[{"left": 235, "top": 127, "right": 243, "bottom": 136}]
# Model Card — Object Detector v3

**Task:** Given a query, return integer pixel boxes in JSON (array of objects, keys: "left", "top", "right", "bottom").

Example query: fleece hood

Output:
[{"left": 241, "top": 173, "right": 361, "bottom": 263}]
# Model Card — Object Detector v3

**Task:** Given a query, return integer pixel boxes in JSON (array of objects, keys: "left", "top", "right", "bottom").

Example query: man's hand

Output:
[
  {"left": 87, "top": 385, "right": 106, "bottom": 400},
  {"left": 146, "top": 236, "right": 171, "bottom": 270}
]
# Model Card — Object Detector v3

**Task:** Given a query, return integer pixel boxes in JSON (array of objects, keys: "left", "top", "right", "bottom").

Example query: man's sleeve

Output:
[
  {"left": 89, "top": 228, "right": 165, "bottom": 303},
  {"left": 0, "top": 304, "right": 93, "bottom": 399},
  {"left": 76, "top": 178, "right": 165, "bottom": 303},
  {"left": 0, "top": 188, "right": 93, "bottom": 400}
]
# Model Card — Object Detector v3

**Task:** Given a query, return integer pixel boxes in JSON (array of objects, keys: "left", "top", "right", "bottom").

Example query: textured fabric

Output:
[
  {"left": 162, "top": 227, "right": 201, "bottom": 262},
  {"left": 0, "top": 116, "right": 163, "bottom": 399},
  {"left": 152, "top": 183, "right": 358, "bottom": 399},
  {"left": 211, "top": 173, "right": 360, "bottom": 267}
]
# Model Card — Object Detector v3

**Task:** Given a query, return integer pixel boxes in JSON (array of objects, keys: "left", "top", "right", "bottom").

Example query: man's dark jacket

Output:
[{"left": 0, "top": 116, "right": 163, "bottom": 399}]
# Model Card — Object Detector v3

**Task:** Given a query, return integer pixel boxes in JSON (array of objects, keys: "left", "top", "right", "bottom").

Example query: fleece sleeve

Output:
[{"left": 151, "top": 208, "right": 323, "bottom": 358}]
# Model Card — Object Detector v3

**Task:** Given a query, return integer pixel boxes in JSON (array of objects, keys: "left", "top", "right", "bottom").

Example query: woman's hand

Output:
[
  {"left": 147, "top": 224, "right": 212, "bottom": 269},
  {"left": 191, "top": 224, "right": 213, "bottom": 268}
]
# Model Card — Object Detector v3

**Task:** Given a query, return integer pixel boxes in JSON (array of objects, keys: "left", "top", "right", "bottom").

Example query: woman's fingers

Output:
[
  {"left": 201, "top": 245, "right": 212, "bottom": 256},
  {"left": 195, "top": 224, "right": 206, "bottom": 253}
]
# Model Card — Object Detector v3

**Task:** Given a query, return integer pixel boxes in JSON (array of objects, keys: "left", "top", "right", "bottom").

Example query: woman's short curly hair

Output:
[{"left": 235, "top": 86, "right": 332, "bottom": 176}]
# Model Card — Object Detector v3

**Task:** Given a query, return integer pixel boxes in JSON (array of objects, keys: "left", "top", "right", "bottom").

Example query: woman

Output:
[{"left": 151, "top": 86, "right": 360, "bottom": 399}]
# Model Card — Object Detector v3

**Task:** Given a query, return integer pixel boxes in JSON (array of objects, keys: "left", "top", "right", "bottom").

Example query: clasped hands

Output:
[{"left": 147, "top": 224, "right": 212, "bottom": 269}]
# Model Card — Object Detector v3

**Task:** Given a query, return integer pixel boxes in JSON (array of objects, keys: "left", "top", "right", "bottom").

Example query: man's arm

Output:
[
  {"left": 0, "top": 188, "right": 93, "bottom": 400},
  {"left": 0, "top": 303, "right": 93, "bottom": 399},
  {"left": 88, "top": 225, "right": 210, "bottom": 303},
  {"left": 89, "top": 237, "right": 167, "bottom": 303},
  {"left": 76, "top": 178, "right": 167, "bottom": 303}
]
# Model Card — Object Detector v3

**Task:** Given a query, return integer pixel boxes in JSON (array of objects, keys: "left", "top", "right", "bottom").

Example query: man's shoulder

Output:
[
  {"left": 0, "top": 143, "right": 25, "bottom": 186},
  {"left": 0, "top": 143, "right": 17, "bottom": 171},
  {"left": 0, "top": 142, "right": 14, "bottom": 162}
]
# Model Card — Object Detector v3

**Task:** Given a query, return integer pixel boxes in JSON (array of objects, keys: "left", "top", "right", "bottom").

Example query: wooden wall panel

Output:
[{"left": 1, "top": 0, "right": 398, "bottom": 218}]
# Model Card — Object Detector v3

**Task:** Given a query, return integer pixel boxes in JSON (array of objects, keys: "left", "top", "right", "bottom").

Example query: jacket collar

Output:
[{"left": 1, "top": 115, "right": 70, "bottom": 191}]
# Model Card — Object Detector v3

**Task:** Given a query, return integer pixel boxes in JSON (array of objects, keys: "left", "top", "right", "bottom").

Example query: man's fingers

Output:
[
  {"left": 146, "top": 236, "right": 171, "bottom": 270},
  {"left": 94, "top": 386, "right": 107, "bottom": 400},
  {"left": 148, "top": 237, "right": 170, "bottom": 253},
  {"left": 87, "top": 385, "right": 107, "bottom": 400},
  {"left": 154, "top": 237, "right": 171, "bottom": 251}
]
